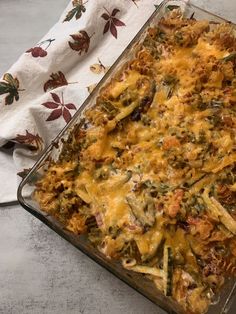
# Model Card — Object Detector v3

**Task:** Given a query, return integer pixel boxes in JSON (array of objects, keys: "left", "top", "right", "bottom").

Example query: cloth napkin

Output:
[{"left": 0, "top": 0, "right": 166, "bottom": 204}]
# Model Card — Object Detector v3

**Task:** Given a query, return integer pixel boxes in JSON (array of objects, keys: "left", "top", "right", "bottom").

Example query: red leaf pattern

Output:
[
  {"left": 111, "top": 8, "right": 120, "bottom": 16},
  {"left": 101, "top": 13, "right": 109, "bottom": 20},
  {"left": 103, "top": 21, "right": 110, "bottom": 34},
  {"left": 46, "top": 108, "right": 63, "bottom": 121},
  {"left": 101, "top": 7, "right": 125, "bottom": 39},
  {"left": 42, "top": 102, "right": 59, "bottom": 109},
  {"left": 41, "top": 92, "right": 77, "bottom": 123},
  {"left": 51, "top": 92, "right": 61, "bottom": 104},
  {"left": 65, "top": 103, "right": 77, "bottom": 110},
  {"left": 110, "top": 23, "right": 118, "bottom": 38},
  {"left": 63, "top": 108, "right": 72, "bottom": 123},
  {"left": 113, "top": 18, "right": 125, "bottom": 27}
]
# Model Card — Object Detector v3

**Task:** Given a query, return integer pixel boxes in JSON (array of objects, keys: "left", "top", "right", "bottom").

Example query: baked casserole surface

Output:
[{"left": 35, "top": 10, "right": 236, "bottom": 314}]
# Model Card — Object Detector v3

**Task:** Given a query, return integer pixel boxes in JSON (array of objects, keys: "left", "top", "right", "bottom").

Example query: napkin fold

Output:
[{"left": 0, "top": 0, "right": 164, "bottom": 204}]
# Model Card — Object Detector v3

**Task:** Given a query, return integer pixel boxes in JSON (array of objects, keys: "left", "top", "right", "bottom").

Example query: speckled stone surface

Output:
[{"left": 0, "top": 1, "right": 236, "bottom": 314}]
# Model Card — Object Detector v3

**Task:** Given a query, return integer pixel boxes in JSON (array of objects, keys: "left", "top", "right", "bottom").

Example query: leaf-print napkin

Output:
[{"left": 0, "top": 0, "right": 163, "bottom": 204}]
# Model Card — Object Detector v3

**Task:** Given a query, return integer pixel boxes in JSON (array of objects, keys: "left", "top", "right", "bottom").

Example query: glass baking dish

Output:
[{"left": 17, "top": 1, "right": 236, "bottom": 313}]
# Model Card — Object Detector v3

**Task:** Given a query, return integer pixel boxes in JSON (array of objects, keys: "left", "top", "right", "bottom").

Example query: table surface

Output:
[{"left": 0, "top": 1, "right": 236, "bottom": 314}]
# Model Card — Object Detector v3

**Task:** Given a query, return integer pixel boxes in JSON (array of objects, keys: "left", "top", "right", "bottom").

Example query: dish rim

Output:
[{"left": 17, "top": 1, "right": 236, "bottom": 313}]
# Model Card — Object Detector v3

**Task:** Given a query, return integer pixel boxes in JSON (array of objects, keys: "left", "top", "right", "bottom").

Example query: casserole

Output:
[{"left": 18, "top": 1, "right": 236, "bottom": 313}]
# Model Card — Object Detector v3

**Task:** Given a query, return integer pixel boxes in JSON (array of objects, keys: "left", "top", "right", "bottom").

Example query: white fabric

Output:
[
  {"left": 0, "top": 149, "right": 17, "bottom": 203},
  {"left": 0, "top": 0, "right": 164, "bottom": 203}
]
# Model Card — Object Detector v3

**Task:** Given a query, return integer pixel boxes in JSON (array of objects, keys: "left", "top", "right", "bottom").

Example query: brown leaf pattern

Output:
[
  {"left": 89, "top": 58, "right": 110, "bottom": 74},
  {"left": 68, "top": 30, "right": 93, "bottom": 54},
  {"left": 42, "top": 92, "right": 77, "bottom": 123},
  {"left": 101, "top": 7, "right": 125, "bottom": 39},
  {"left": 63, "top": 0, "right": 88, "bottom": 22},
  {"left": 14, "top": 131, "right": 44, "bottom": 151},
  {"left": 43, "top": 71, "right": 68, "bottom": 92},
  {"left": 0, "top": 73, "right": 24, "bottom": 105}
]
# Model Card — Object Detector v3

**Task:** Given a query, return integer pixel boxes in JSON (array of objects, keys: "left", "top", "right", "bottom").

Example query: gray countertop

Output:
[{"left": 0, "top": 1, "right": 236, "bottom": 314}]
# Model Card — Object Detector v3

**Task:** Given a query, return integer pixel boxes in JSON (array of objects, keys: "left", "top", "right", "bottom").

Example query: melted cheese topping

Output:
[
  {"left": 35, "top": 13, "right": 236, "bottom": 314},
  {"left": 193, "top": 38, "right": 226, "bottom": 59},
  {"left": 109, "top": 71, "right": 141, "bottom": 98}
]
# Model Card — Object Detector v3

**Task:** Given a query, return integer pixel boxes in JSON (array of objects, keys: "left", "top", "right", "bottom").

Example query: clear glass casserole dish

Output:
[{"left": 18, "top": 1, "right": 236, "bottom": 313}]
